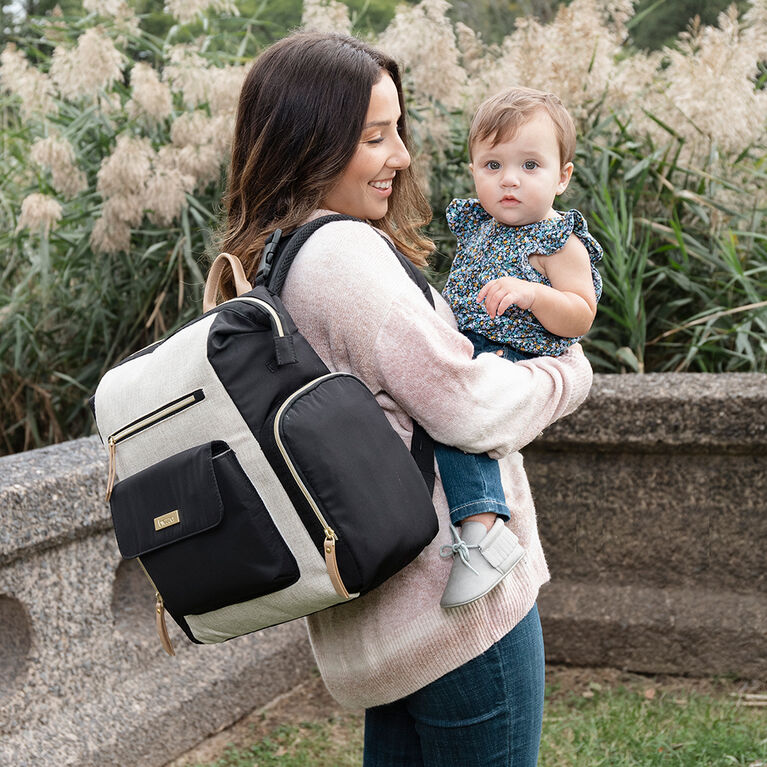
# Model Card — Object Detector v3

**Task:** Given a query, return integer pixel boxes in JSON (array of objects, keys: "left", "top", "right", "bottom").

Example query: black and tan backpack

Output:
[{"left": 92, "top": 215, "right": 438, "bottom": 654}]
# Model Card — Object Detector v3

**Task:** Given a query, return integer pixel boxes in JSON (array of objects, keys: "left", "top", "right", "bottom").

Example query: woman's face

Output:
[{"left": 321, "top": 72, "right": 411, "bottom": 220}]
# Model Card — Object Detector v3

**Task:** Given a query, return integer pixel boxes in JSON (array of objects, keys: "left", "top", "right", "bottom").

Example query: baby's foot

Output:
[{"left": 439, "top": 518, "right": 525, "bottom": 608}]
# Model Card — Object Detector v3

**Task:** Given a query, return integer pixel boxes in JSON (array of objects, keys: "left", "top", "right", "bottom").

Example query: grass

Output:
[
  {"left": 195, "top": 721, "right": 364, "bottom": 767},
  {"left": 173, "top": 668, "right": 766, "bottom": 767},
  {"left": 542, "top": 682, "right": 767, "bottom": 766}
]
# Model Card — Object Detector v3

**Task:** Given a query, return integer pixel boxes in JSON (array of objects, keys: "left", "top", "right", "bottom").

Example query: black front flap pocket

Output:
[{"left": 110, "top": 441, "right": 300, "bottom": 616}]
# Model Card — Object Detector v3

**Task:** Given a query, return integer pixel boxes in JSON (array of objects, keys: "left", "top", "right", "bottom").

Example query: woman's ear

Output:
[{"left": 557, "top": 162, "right": 574, "bottom": 195}]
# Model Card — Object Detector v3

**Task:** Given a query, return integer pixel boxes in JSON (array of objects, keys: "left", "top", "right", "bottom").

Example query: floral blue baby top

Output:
[{"left": 442, "top": 198, "right": 603, "bottom": 357}]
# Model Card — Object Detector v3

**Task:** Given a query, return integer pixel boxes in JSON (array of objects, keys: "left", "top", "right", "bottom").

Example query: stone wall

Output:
[
  {"left": 528, "top": 373, "right": 767, "bottom": 678},
  {"left": 0, "top": 439, "right": 315, "bottom": 767},
  {"left": 0, "top": 373, "right": 765, "bottom": 766}
]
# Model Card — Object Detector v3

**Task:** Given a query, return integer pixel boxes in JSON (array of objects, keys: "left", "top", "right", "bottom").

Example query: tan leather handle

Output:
[{"left": 203, "top": 252, "right": 252, "bottom": 312}]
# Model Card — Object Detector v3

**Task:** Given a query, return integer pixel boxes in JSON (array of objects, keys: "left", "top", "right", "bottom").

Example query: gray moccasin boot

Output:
[{"left": 439, "top": 518, "right": 526, "bottom": 608}]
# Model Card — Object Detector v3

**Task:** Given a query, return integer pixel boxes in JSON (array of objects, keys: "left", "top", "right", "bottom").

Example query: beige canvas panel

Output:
[{"left": 184, "top": 578, "right": 356, "bottom": 643}]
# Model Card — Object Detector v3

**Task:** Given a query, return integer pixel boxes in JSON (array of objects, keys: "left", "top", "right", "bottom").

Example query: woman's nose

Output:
[{"left": 388, "top": 133, "right": 411, "bottom": 170}]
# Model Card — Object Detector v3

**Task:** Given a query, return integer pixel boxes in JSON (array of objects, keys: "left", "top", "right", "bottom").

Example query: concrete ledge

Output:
[
  {"left": 526, "top": 373, "right": 767, "bottom": 676},
  {"left": 1, "top": 610, "right": 312, "bottom": 766},
  {"left": 539, "top": 581, "right": 767, "bottom": 677},
  {"left": 536, "top": 372, "right": 767, "bottom": 450},
  {"left": 1, "top": 373, "right": 765, "bottom": 765},
  {"left": 0, "top": 437, "right": 315, "bottom": 767},
  {"left": 0, "top": 437, "right": 110, "bottom": 566}
]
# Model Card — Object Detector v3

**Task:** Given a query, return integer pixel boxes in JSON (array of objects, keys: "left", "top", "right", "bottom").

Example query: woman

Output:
[{"left": 218, "top": 31, "right": 592, "bottom": 767}]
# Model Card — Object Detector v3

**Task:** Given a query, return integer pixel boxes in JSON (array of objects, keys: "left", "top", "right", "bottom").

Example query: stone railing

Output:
[
  {"left": 1, "top": 373, "right": 765, "bottom": 766},
  {"left": 0, "top": 439, "right": 315, "bottom": 767},
  {"left": 528, "top": 373, "right": 767, "bottom": 678}
]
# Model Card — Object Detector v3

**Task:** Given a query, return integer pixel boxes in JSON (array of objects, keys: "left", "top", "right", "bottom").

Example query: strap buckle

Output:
[{"left": 257, "top": 228, "right": 283, "bottom": 284}]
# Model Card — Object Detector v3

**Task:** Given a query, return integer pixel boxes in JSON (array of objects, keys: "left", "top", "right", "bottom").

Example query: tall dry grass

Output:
[{"left": 1, "top": 0, "right": 766, "bottom": 453}]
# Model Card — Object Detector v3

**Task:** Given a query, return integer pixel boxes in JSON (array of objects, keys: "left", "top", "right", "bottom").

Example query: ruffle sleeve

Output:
[
  {"left": 445, "top": 198, "right": 491, "bottom": 239},
  {"left": 566, "top": 209, "right": 603, "bottom": 266},
  {"left": 523, "top": 214, "right": 571, "bottom": 255}
]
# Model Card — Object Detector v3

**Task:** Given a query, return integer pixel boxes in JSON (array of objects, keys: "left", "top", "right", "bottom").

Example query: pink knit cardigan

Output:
[{"left": 280, "top": 219, "right": 593, "bottom": 709}]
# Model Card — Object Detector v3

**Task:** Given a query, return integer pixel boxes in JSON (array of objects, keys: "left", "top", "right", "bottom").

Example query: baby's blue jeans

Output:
[
  {"left": 363, "top": 603, "right": 546, "bottom": 766},
  {"left": 434, "top": 331, "right": 534, "bottom": 526}
]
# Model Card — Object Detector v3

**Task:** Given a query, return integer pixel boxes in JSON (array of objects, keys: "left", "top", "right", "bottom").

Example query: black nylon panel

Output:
[
  {"left": 206, "top": 291, "right": 328, "bottom": 435},
  {"left": 263, "top": 216, "right": 436, "bottom": 496},
  {"left": 273, "top": 374, "right": 438, "bottom": 594},
  {"left": 110, "top": 440, "right": 223, "bottom": 559}
]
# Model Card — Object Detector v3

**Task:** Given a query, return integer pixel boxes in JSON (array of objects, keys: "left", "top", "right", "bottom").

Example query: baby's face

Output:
[{"left": 470, "top": 109, "right": 573, "bottom": 227}]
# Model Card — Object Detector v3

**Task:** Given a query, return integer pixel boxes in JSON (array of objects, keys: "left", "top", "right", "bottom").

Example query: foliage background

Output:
[{"left": 1, "top": 0, "right": 766, "bottom": 455}]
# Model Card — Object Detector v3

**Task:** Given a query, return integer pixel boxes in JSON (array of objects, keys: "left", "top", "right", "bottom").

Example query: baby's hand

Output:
[{"left": 477, "top": 277, "right": 537, "bottom": 318}]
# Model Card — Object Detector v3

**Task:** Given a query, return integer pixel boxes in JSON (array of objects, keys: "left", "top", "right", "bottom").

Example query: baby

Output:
[{"left": 437, "top": 86, "right": 603, "bottom": 608}]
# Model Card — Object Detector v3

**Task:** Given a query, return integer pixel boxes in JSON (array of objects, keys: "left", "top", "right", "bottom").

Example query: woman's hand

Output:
[{"left": 477, "top": 276, "right": 537, "bottom": 317}]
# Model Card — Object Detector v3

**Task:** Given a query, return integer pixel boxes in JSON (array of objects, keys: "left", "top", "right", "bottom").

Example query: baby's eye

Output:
[
  {"left": 486, "top": 160, "right": 501, "bottom": 170},
  {"left": 523, "top": 160, "right": 538, "bottom": 170}
]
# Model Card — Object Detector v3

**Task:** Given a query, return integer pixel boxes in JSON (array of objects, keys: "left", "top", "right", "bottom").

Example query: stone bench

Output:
[
  {"left": 529, "top": 373, "right": 767, "bottom": 677},
  {"left": 1, "top": 373, "right": 765, "bottom": 765},
  {"left": 0, "top": 439, "right": 314, "bottom": 767}
]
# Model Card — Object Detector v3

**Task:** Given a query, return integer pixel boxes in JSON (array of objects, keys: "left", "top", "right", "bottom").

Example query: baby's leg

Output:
[
  {"left": 435, "top": 444, "right": 525, "bottom": 608},
  {"left": 460, "top": 345, "right": 536, "bottom": 524},
  {"left": 436, "top": 444, "right": 510, "bottom": 527}
]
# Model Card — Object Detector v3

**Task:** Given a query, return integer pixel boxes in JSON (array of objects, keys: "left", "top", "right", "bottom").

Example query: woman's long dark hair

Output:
[{"left": 218, "top": 31, "right": 433, "bottom": 297}]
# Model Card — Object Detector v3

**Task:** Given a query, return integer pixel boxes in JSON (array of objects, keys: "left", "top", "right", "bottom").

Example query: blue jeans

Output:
[
  {"left": 435, "top": 331, "right": 534, "bottom": 526},
  {"left": 363, "top": 603, "right": 545, "bottom": 767}
]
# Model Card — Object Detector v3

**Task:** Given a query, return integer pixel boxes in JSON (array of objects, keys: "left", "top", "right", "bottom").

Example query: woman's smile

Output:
[{"left": 370, "top": 177, "right": 394, "bottom": 194}]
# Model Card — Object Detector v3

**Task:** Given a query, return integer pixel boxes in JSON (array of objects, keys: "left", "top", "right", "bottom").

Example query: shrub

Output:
[{"left": 1, "top": 0, "right": 766, "bottom": 454}]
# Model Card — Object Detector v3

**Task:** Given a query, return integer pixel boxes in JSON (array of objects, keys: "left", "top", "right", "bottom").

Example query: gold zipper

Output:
[
  {"left": 230, "top": 296, "right": 285, "bottom": 337},
  {"left": 273, "top": 373, "right": 351, "bottom": 599},
  {"left": 105, "top": 391, "right": 203, "bottom": 501},
  {"left": 137, "top": 558, "right": 175, "bottom": 656}
]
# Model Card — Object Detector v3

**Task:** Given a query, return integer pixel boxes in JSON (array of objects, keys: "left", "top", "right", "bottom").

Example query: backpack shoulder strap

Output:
[
  {"left": 378, "top": 236, "right": 435, "bottom": 309},
  {"left": 255, "top": 214, "right": 359, "bottom": 292},
  {"left": 256, "top": 214, "right": 436, "bottom": 495}
]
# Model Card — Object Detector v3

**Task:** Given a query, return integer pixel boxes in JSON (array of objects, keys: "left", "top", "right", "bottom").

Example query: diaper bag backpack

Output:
[{"left": 92, "top": 215, "right": 438, "bottom": 655}]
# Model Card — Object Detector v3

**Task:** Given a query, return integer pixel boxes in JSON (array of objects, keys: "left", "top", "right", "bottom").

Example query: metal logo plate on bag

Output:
[{"left": 154, "top": 509, "right": 180, "bottom": 531}]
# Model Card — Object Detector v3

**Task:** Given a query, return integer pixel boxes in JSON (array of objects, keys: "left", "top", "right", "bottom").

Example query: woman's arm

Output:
[
  {"left": 284, "top": 220, "right": 593, "bottom": 457},
  {"left": 369, "top": 294, "right": 592, "bottom": 456}
]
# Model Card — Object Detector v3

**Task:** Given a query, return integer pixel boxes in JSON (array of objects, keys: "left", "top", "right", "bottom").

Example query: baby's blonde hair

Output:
[{"left": 468, "top": 86, "right": 576, "bottom": 167}]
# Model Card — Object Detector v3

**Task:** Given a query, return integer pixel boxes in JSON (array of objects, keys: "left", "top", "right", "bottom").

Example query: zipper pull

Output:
[
  {"left": 105, "top": 436, "right": 116, "bottom": 502},
  {"left": 323, "top": 531, "right": 351, "bottom": 600},
  {"left": 155, "top": 592, "right": 175, "bottom": 657}
]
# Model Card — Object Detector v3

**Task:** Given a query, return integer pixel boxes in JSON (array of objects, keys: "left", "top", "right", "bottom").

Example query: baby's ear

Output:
[{"left": 557, "top": 162, "right": 574, "bottom": 195}]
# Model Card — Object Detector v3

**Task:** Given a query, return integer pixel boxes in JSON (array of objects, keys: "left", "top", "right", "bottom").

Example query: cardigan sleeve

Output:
[
  {"left": 283, "top": 219, "right": 593, "bottom": 457},
  {"left": 369, "top": 293, "right": 592, "bottom": 457}
]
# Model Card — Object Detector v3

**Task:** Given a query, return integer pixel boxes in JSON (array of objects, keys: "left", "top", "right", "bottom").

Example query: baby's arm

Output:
[{"left": 477, "top": 235, "right": 597, "bottom": 338}]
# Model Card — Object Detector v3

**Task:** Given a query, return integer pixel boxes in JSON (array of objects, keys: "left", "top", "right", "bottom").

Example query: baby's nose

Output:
[{"left": 501, "top": 170, "right": 519, "bottom": 187}]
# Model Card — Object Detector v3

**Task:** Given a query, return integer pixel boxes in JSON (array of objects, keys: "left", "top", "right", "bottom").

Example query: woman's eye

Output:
[
  {"left": 486, "top": 160, "right": 501, "bottom": 170},
  {"left": 523, "top": 160, "right": 538, "bottom": 170},
  {"left": 365, "top": 137, "right": 385, "bottom": 145}
]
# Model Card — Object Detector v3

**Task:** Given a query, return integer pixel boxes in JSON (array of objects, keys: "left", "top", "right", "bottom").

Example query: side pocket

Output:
[
  {"left": 109, "top": 441, "right": 300, "bottom": 617},
  {"left": 262, "top": 373, "right": 438, "bottom": 596}
]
